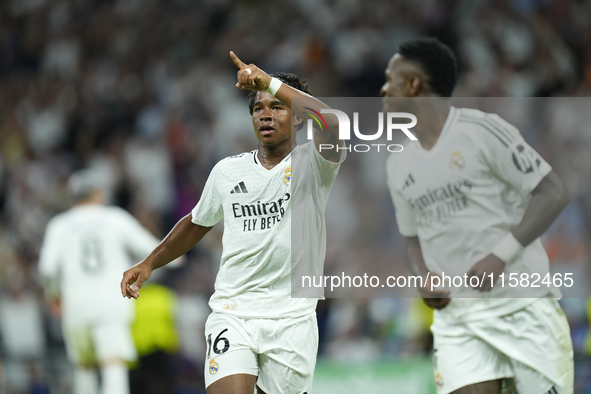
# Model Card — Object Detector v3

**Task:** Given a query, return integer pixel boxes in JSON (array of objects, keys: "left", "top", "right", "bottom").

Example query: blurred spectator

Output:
[
  {"left": 130, "top": 283, "right": 180, "bottom": 394},
  {"left": 0, "top": 263, "right": 47, "bottom": 394}
]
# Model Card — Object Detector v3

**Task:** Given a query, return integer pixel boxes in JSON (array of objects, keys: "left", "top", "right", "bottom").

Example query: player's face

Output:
[
  {"left": 380, "top": 54, "right": 415, "bottom": 112},
  {"left": 380, "top": 54, "right": 408, "bottom": 98},
  {"left": 251, "top": 91, "right": 294, "bottom": 148}
]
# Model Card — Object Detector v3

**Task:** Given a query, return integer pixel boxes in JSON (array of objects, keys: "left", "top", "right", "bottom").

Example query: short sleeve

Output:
[
  {"left": 386, "top": 156, "right": 418, "bottom": 237},
  {"left": 478, "top": 113, "right": 551, "bottom": 195},
  {"left": 38, "top": 219, "right": 63, "bottom": 297},
  {"left": 309, "top": 141, "right": 346, "bottom": 188},
  {"left": 191, "top": 161, "right": 225, "bottom": 227}
]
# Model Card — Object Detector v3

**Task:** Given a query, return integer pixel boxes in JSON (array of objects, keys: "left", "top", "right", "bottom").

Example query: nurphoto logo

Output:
[{"left": 306, "top": 109, "right": 417, "bottom": 153}]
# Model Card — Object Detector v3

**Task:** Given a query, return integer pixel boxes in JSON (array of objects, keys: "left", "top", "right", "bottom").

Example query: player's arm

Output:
[
  {"left": 511, "top": 170, "right": 569, "bottom": 246},
  {"left": 467, "top": 115, "right": 569, "bottom": 291},
  {"left": 121, "top": 214, "right": 212, "bottom": 299},
  {"left": 38, "top": 220, "right": 63, "bottom": 316},
  {"left": 385, "top": 159, "right": 450, "bottom": 307},
  {"left": 230, "top": 51, "right": 343, "bottom": 162},
  {"left": 406, "top": 236, "right": 451, "bottom": 310},
  {"left": 405, "top": 236, "right": 428, "bottom": 277},
  {"left": 468, "top": 170, "right": 569, "bottom": 291},
  {"left": 122, "top": 157, "right": 224, "bottom": 298}
]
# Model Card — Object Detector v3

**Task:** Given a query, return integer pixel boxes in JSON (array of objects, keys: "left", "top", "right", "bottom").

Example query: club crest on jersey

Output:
[
  {"left": 435, "top": 372, "right": 444, "bottom": 388},
  {"left": 283, "top": 166, "right": 292, "bottom": 185},
  {"left": 449, "top": 150, "right": 465, "bottom": 170},
  {"left": 209, "top": 359, "right": 219, "bottom": 375}
]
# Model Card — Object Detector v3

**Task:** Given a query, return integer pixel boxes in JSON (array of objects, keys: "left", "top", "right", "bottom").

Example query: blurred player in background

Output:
[
  {"left": 39, "top": 170, "right": 162, "bottom": 394},
  {"left": 384, "top": 38, "right": 574, "bottom": 394},
  {"left": 121, "top": 52, "right": 345, "bottom": 394}
]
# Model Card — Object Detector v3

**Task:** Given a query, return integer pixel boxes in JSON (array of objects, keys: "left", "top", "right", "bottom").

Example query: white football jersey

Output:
[
  {"left": 192, "top": 141, "right": 344, "bottom": 318},
  {"left": 39, "top": 205, "right": 159, "bottom": 324},
  {"left": 386, "top": 107, "right": 559, "bottom": 322}
]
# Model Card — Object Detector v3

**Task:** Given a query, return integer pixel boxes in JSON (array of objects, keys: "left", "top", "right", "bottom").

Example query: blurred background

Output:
[{"left": 0, "top": 0, "right": 590, "bottom": 393}]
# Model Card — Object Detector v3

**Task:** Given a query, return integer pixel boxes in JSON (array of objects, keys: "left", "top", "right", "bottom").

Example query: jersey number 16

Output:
[{"left": 207, "top": 329, "right": 230, "bottom": 359}]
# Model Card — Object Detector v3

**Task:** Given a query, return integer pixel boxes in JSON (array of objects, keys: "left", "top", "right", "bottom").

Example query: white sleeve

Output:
[
  {"left": 386, "top": 156, "right": 418, "bottom": 237},
  {"left": 38, "top": 219, "right": 63, "bottom": 297},
  {"left": 310, "top": 141, "right": 346, "bottom": 189},
  {"left": 191, "top": 161, "right": 224, "bottom": 227},
  {"left": 117, "top": 210, "right": 160, "bottom": 259},
  {"left": 478, "top": 113, "right": 552, "bottom": 195}
]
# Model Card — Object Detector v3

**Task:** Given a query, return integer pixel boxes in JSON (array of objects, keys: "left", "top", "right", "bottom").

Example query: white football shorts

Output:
[
  {"left": 203, "top": 311, "right": 318, "bottom": 394},
  {"left": 63, "top": 322, "right": 137, "bottom": 366},
  {"left": 431, "top": 298, "right": 573, "bottom": 394}
]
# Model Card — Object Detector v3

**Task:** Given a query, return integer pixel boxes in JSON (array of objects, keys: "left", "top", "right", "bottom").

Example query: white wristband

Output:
[
  {"left": 491, "top": 232, "right": 524, "bottom": 264},
  {"left": 266, "top": 77, "right": 283, "bottom": 96}
]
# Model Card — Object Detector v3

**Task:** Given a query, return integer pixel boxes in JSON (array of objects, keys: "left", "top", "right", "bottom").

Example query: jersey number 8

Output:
[{"left": 81, "top": 236, "right": 104, "bottom": 274}]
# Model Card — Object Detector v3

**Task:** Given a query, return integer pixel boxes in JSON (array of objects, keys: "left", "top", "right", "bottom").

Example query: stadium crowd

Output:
[{"left": 0, "top": 0, "right": 590, "bottom": 393}]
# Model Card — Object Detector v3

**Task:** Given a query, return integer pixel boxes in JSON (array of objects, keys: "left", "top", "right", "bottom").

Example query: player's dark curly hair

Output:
[
  {"left": 399, "top": 38, "right": 458, "bottom": 97},
  {"left": 247, "top": 72, "right": 312, "bottom": 115}
]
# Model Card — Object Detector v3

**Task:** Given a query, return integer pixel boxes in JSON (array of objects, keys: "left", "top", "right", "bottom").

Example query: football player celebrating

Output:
[
  {"left": 121, "top": 52, "right": 345, "bottom": 394},
  {"left": 384, "top": 38, "right": 573, "bottom": 394}
]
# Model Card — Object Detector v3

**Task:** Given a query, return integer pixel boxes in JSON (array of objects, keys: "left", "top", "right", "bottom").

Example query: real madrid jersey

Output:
[
  {"left": 192, "top": 141, "right": 344, "bottom": 319},
  {"left": 386, "top": 107, "right": 558, "bottom": 322},
  {"left": 39, "top": 205, "right": 160, "bottom": 324}
]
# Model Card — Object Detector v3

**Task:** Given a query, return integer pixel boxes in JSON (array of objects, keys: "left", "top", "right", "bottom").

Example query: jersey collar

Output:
[
  {"left": 252, "top": 149, "right": 292, "bottom": 170},
  {"left": 418, "top": 106, "right": 458, "bottom": 152}
]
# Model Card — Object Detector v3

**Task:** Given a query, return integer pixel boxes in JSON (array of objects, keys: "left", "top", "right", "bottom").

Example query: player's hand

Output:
[
  {"left": 419, "top": 273, "right": 451, "bottom": 310},
  {"left": 121, "top": 261, "right": 152, "bottom": 299},
  {"left": 230, "top": 51, "right": 272, "bottom": 91},
  {"left": 467, "top": 253, "right": 505, "bottom": 292},
  {"left": 47, "top": 299, "right": 62, "bottom": 318}
]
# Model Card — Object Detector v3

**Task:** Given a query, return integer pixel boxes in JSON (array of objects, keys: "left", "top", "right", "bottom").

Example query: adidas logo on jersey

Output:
[
  {"left": 402, "top": 173, "right": 415, "bottom": 190},
  {"left": 230, "top": 182, "right": 248, "bottom": 194}
]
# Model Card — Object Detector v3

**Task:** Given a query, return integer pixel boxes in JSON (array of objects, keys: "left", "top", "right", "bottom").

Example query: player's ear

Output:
[
  {"left": 292, "top": 114, "right": 303, "bottom": 128},
  {"left": 407, "top": 75, "right": 422, "bottom": 97}
]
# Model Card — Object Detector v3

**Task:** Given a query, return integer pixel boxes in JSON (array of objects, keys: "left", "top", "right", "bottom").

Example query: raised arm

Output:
[
  {"left": 230, "top": 51, "right": 343, "bottom": 162},
  {"left": 121, "top": 213, "right": 212, "bottom": 299}
]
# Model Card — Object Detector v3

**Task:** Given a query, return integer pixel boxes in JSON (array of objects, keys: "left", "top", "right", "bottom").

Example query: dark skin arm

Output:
[
  {"left": 405, "top": 236, "right": 451, "bottom": 310},
  {"left": 467, "top": 170, "right": 570, "bottom": 291},
  {"left": 121, "top": 214, "right": 212, "bottom": 298},
  {"left": 230, "top": 51, "right": 343, "bottom": 163},
  {"left": 47, "top": 298, "right": 62, "bottom": 318},
  {"left": 512, "top": 170, "right": 570, "bottom": 246}
]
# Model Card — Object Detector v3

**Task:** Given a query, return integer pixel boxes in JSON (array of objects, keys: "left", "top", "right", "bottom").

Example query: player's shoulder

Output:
[
  {"left": 213, "top": 150, "right": 256, "bottom": 172},
  {"left": 293, "top": 140, "right": 314, "bottom": 153},
  {"left": 45, "top": 206, "right": 90, "bottom": 231},
  {"left": 455, "top": 107, "right": 492, "bottom": 131},
  {"left": 455, "top": 108, "right": 517, "bottom": 136},
  {"left": 455, "top": 107, "right": 487, "bottom": 120},
  {"left": 292, "top": 140, "right": 324, "bottom": 162},
  {"left": 46, "top": 209, "right": 71, "bottom": 229},
  {"left": 102, "top": 205, "right": 133, "bottom": 219}
]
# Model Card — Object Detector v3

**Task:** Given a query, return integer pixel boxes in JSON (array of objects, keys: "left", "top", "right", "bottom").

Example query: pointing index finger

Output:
[{"left": 230, "top": 51, "right": 247, "bottom": 69}]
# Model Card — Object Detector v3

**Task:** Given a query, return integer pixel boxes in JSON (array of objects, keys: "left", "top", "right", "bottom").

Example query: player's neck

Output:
[
  {"left": 76, "top": 192, "right": 104, "bottom": 206},
  {"left": 413, "top": 101, "right": 450, "bottom": 151},
  {"left": 76, "top": 201, "right": 101, "bottom": 207},
  {"left": 257, "top": 138, "right": 294, "bottom": 170}
]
